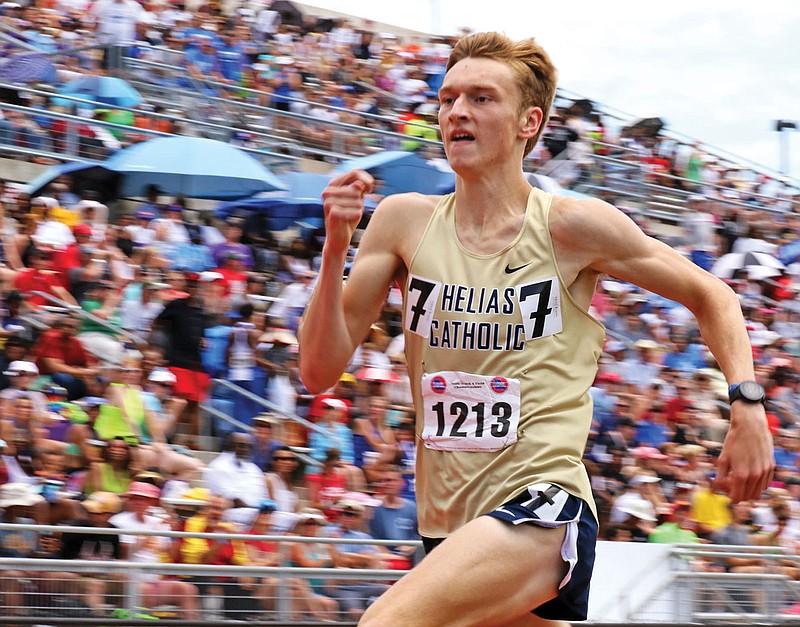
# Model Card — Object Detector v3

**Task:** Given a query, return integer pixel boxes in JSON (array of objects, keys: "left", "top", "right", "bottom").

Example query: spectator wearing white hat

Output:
[
  {"left": 286, "top": 507, "right": 339, "bottom": 622},
  {"left": 609, "top": 471, "right": 662, "bottom": 526},
  {"left": 0, "top": 360, "right": 47, "bottom": 416},
  {"left": 326, "top": 497, "right": 391, "bottom": 621},
  {"left": 133, "top": 367, "right": 203, "bottom": 482},
  {"left": 619, "top": 338, "right": 664, "bottom": 391},
  {"left": 141, "top": 367, "right": 183, "bottom": 443}
]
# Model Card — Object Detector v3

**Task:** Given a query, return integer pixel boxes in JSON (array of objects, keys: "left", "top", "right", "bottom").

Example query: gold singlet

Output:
[{"left": 403, "top": 188, "right": 605, "bottom": 538}]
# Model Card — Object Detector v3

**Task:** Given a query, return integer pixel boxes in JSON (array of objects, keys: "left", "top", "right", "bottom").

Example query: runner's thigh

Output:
[{"left": 359, "top": 515, "right": 567, "bottom": 627}]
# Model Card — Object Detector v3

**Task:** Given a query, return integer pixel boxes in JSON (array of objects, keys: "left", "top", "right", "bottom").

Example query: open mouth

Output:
[{"left": 450, "top": 133, "right": 475, "bottom": 142}]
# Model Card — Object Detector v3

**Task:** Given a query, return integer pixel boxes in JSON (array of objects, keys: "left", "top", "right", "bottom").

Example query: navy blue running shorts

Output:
[{"left": 421, "top": 483, "right": 597, "bottom": 621}]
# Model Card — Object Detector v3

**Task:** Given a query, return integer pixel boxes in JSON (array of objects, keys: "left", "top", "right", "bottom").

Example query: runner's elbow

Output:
[{"left": 299, "top": 360, "right": 337, "bottom": 394}]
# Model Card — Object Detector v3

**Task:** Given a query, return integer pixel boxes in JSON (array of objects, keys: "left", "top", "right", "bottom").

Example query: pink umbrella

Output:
[{"left": 354, "top": 366, "right": 400, "bottom": 384}]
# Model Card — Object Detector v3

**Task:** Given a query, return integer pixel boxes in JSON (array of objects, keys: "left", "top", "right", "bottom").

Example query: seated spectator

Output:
[
  {"left": 0, "top": 482, "right": 47, "bottom": 620},
  {"left": 165, "top": 231, "right": 215, "bottom": 273},
  {"left": 287, "top": 508, "right": 339, "bottom": 621},
  {"left": 250, "top": 414, "right": 284, "bottom": 472},
  {"left": 84, "top": 436, "right": 138, "bottom": 495},
  {"left": 326, "top": 498, "right": 391, "bottom": 621},
  {"left": 265, "top": 446, "right": 304, "bottom": 530},
  {"left": 690, "top": 477, "right": 732, "bottom": 539},
  {"left": 309, "top": 398, "right": 355, "bottom": 465},
  {"left": 204, "top": 432, "right": 266, "bottom": 525},
  {"left": 648, "top": 502, "right": 700, "bottom": 544},
  {"left": 31, "top": 316, "right": 99, "bottom": 400},
  {"left": 0, "top": 339, "right": 31, "bottom": 393},
  {"left": 66, "top": 396, "right": 107, "bottom": 465},
  {"left": 176, "top": 494, "right": 257, "bottom": 619},
  {"left": 368, "top": 465, "right": 418, "bottom": 568},
  {"left": 76, "top": 280, "right": 125, "bottom": 367},
  {"left": 307, "top": 449, "right": 348, "bottom": 515},
  {"left": 352, "top": 396, "right": 399, "bottom": 483},
  {"left": 59, "top": 491, "right": 125, "bottom": 616},
  {"left": 120, "top": 281, "right": 165, "bottom": 340},
  {"left": 110, "top": 481, "right": 200, "bottom": 619},
  {"left": 211, "top": 217, "right": 254, "bottom": 269},
  {"left": 13, "top": 247, "right": 77, "bottom": 311},
  {"left": 241, "top": 499, "right": 286, "bottom": 617}
]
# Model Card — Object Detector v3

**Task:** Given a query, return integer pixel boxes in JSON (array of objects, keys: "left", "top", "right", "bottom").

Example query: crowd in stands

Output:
[
  {"left": 4, "top": 0, "right": 800, "bottom": 207},
  {"left": 2, "top": 0, "right": 800, "bottom": 621}
]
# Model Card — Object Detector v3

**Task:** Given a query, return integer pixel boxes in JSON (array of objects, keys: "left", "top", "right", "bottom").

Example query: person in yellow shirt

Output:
[
  {"left": 690, "top": 479, "right": 732, "bottom": 538},
  {"left": 178, "top": 495, "right": 247, "bottom": 565}
]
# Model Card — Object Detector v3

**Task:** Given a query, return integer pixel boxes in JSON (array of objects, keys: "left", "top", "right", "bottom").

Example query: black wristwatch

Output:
[{"left": 728, "top": 381, "right": 766, "bottom": 405}]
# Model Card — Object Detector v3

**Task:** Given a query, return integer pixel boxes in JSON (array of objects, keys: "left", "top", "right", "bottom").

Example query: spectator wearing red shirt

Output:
[
  {"left": 212, "top": 252, "right": 248, "bottom": 306},
  {"left": 12, "top": 248, "right": 76, "bottom": 310},
  {"left": 50, "top": 223, "right": 94, "bottom": 287},
  {"left": 30, "top": 316, "right": 98, "bottom": 399}
]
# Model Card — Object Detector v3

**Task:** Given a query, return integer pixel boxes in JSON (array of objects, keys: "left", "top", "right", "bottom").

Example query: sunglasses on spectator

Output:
[
  {"left": 274, "top": 456, "right": 295, "bottom": 461},
  {"left": 342, "top": 510, "right": 361, "bottom": 517}
]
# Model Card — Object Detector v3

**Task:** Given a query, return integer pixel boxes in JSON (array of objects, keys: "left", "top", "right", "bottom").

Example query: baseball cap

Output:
[
  {"left": 72, "top": 223, "right": 92, "bottom": 237},
  {"left": 199, "top": 271, "right": 225, "bottom": 283},
  {"left": 322, "top": 398, "right": 347, "bottom": 410},
  {"left": 148, "top": 368, "right": 177, "bottom": 385},
  {"left": 259, "top": 498, "right": 278, "bottom": 513}
]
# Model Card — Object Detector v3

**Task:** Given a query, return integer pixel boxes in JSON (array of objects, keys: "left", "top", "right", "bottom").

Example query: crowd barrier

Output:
[{"left": 3, "top": 523, "right": 800, "bottom": 623}]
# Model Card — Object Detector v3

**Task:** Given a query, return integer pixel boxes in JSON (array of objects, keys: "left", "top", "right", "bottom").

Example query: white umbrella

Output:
[{"left": 710, "top": 251, "right": 785, "bottom": 280}]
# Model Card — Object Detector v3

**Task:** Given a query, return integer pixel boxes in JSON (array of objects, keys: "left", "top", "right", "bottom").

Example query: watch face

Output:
[{"left": 738, "top": 381, "right": 765, "bottom": 402}]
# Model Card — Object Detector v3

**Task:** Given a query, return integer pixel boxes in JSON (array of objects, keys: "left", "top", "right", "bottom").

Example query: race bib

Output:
[{"left": 421, "top": 371, "right": 520, "bottom": 452}]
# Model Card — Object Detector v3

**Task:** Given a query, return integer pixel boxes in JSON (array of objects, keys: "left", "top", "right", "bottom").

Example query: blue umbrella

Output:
[
  {"left": 276, "top": 171, "right": 332, "bottom": 200},
  {"left": 52, "top": 76, "right": 143, "bottom": 109},
  {"left": 104, "top": 136, "right": 287, "bottom": 200},
  {"left": 331, "top": 150, "right": 455, "bottom": 196},
  {"left": 215, "top": 185, "right": 377, "bottom": 230},
  {"left": 0, "top": 52, "right": 56, "bottom": 84}
]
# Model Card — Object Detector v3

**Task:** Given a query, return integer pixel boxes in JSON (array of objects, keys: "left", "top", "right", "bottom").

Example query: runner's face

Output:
[{"left": 438, "top": 57, "right": 529, "bottom": 173}]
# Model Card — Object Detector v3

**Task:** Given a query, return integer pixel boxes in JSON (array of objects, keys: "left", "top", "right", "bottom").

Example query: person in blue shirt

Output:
[
  {"left": 662, "top": 330, "right": 707, "bottom": 372},
  {"left": 217, "top": 30, "right": 246, "bottom": 84},
  {"left": 183, "top": 35, "right": 227, "bottom": 94},
  {"left": 635, "top": 406, "right": 673, "bottom": 448},
  {"left": 368, "top": 466, "right": 418, "bottom": 566},
  {"left": 308, "top": 399, "right": 355, "bottom": 465},
  {"left": 328, "top": 499, "right": 391, "bottom": 621},
  {"left": 773, "top": 429, "right": 799, "bottom": 471}
]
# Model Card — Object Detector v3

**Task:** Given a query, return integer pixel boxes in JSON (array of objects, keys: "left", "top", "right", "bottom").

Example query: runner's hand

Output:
[
  {"left": 714, "top": 402, "right": 774, "bottom": 502},
  {"left": 321, "top": 169, "right": 374, "bottom": 256}
]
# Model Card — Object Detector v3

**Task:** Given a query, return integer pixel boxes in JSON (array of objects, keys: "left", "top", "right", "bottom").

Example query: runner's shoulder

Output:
[{"left": 369, "top": 192, "right": 441, "bottom": 240}]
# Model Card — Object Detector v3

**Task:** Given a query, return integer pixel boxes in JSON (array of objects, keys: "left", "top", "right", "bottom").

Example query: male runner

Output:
[{"left": 298, "top": 32, "right": 773, "bottom": 627}]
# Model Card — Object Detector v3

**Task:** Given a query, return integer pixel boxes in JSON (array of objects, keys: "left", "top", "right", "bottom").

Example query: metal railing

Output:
[
  {"left": 621, "top": 543, "right": 800, "bottom": 623},
  {"left": 0, "top": 522, "right": 416, "bottom": 623},
  {"left": 31, "top": 290, "right": 146, "bottom": 346}
]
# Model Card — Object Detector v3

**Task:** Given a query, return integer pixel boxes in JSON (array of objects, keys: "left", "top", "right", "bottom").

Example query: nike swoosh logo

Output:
[{"left": 504, "top": 262, "right": 532, "bottom": 274}]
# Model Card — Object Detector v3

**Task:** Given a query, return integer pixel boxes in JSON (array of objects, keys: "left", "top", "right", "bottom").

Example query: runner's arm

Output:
[
  {"left": 299, "top": 172, "right": 404, "bottom": 393},
  {"left": 558, "top": 197, "right": 774, "bottom": 502}
]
